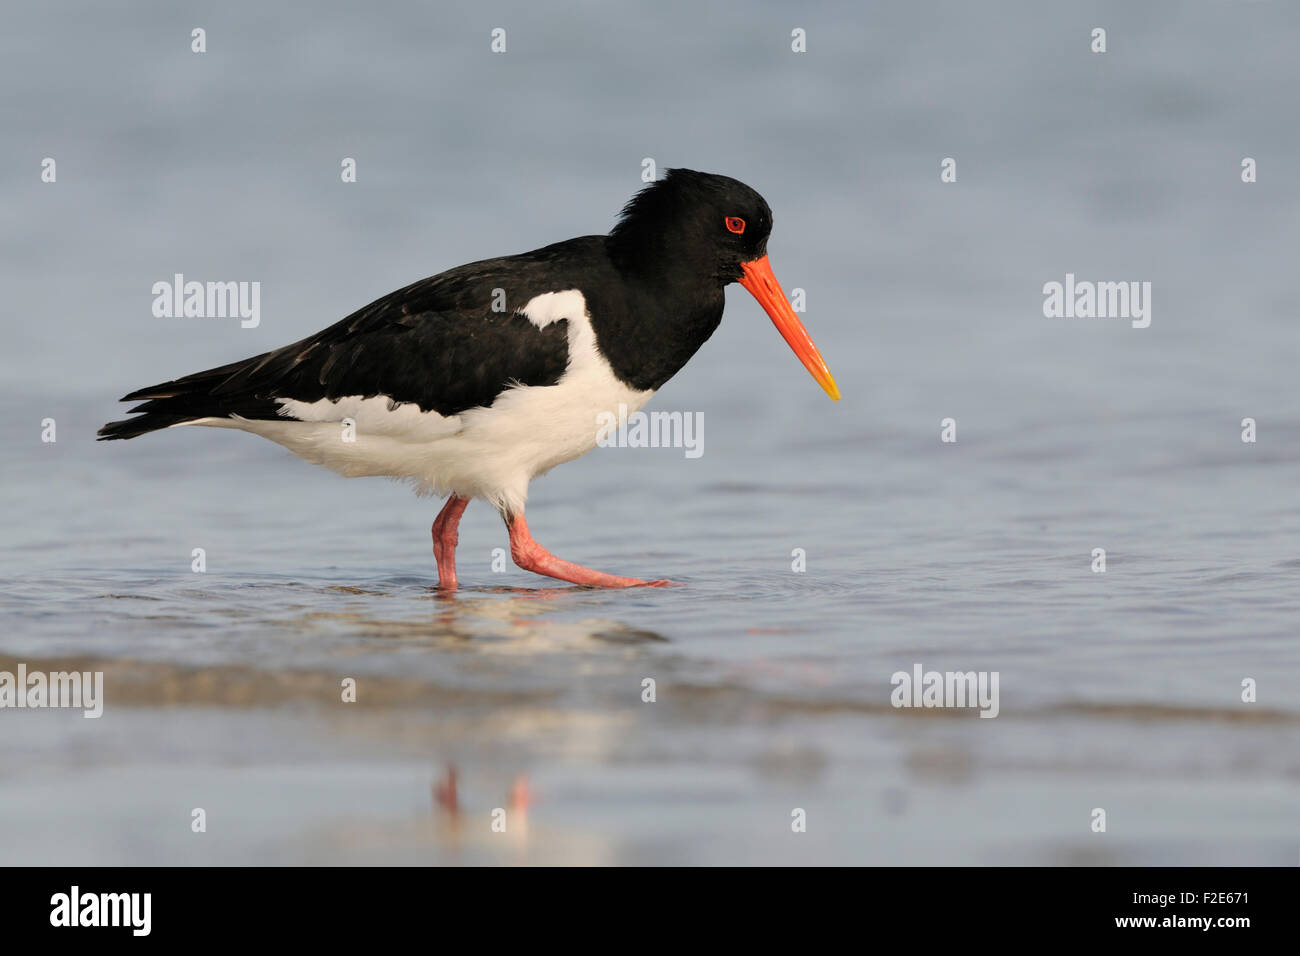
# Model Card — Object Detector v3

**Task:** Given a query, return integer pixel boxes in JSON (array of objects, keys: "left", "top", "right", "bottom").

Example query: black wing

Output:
[{"left": 98, "top": 238, "right": 603, "bottom": 441}]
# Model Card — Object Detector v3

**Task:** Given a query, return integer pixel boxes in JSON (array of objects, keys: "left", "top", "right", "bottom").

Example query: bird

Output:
[{"left": 99, "top": 169, "right": 840, "bottom": 590}]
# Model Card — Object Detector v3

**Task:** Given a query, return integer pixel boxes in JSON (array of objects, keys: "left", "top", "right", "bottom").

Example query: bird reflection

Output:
[{"left": 433, "top": 765, "right": 533, "bottom": 850}]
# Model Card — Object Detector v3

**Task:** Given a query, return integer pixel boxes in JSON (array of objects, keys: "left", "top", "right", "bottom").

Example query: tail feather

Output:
[
  {"left": 98, "top": 355, "right": 276, "bottom": 441},
  {"left": 97, "top": 412, "right": 206, "bottom": 441}
]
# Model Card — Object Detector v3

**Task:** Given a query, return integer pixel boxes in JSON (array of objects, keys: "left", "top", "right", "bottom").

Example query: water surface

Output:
[{"left": 2, "top": 0, "right": 1298, "bottom": 864}]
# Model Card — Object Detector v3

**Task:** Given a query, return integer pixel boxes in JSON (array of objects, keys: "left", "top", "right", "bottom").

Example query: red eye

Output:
[{"left": 725, "top": 216, "right": 746, "bottom": 235}]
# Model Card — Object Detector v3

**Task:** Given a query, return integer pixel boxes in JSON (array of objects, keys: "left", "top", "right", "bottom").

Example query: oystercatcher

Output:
[{"left": 99, "top": 169, "right": 840, "bottom": 589}]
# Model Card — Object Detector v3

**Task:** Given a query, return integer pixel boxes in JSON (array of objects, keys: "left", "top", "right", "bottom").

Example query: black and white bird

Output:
[{"left": 99, "top": 169, "right": 840, "bottom": 589}]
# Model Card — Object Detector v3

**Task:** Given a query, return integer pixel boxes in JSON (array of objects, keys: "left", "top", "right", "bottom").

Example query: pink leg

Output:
[
  {"left": 432, "top": 495, "right": 471, "bottom": 590},
  {"left": 434, "top": 766, "right": 458, "bottom": 814},
  {"left": 506, "top": 511, "right": 674, "bottom": 588}
]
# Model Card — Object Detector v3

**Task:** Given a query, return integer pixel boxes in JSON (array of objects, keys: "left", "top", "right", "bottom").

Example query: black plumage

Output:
[
  {"left": 99, "top": 243, "right": 588, "bottom": 439},
  {"left": 99, "top": 169, "right": 778, "bottom": 441}
]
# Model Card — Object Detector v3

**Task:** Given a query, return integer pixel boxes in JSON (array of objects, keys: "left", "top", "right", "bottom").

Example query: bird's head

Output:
[{"left": 609, "top": 168, "right": 840, "bottom": 401}]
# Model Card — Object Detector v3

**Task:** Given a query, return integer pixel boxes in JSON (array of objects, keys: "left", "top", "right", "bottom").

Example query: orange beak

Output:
[{"left": 738, "top": 256, "right": 840, "bottom": 401}]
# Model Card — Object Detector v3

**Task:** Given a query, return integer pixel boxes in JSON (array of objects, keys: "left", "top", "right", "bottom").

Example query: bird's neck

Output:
[{"left": 591, "top": 254, "right": 727, "bottom": 393}]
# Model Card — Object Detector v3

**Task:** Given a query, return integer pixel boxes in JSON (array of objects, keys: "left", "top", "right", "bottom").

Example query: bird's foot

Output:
[
  {"left": 505, "top": 513, "right": 680, "bottom": 589},
  {"left": 525, "top": 560, "right": 661, "bottom": 589}
]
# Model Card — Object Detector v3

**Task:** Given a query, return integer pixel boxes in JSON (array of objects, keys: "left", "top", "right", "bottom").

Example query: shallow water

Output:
[{"left": 2, "top": 1, "right": 1299, "bottom": 864}]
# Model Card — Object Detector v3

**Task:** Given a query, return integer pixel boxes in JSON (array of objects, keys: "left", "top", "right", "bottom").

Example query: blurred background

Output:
[{"left": 1, "top": 0, "right": 1297, "bottom": 864}]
